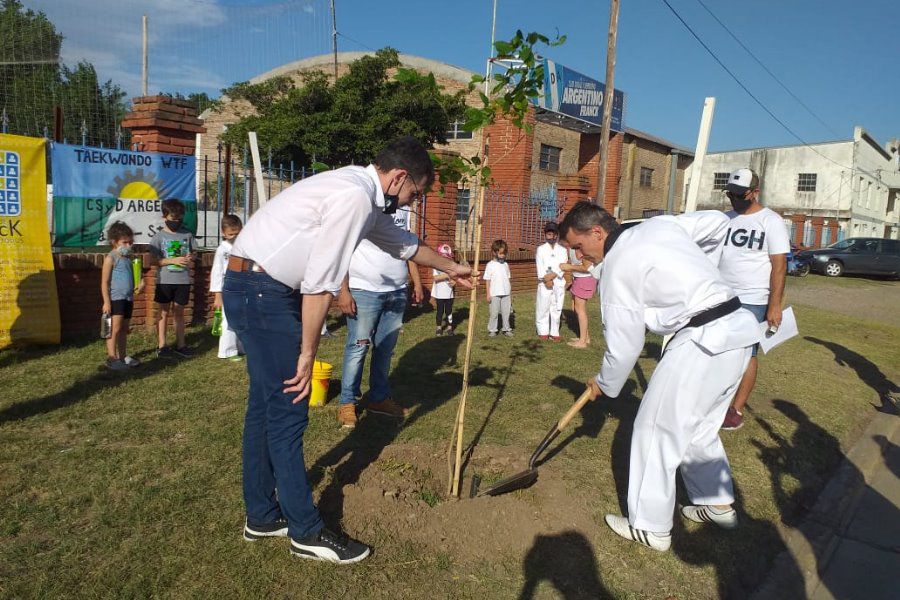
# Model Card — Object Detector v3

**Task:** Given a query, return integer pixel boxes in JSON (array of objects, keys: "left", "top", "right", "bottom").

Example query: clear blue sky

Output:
[{"left": 28, "top": 0, "right": 900, "bottom": 152}]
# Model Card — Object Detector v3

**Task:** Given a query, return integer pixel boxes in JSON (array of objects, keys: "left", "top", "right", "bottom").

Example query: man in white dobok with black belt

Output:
[{"left": 560, "top": 201, "right": 760, "bottom": 552}]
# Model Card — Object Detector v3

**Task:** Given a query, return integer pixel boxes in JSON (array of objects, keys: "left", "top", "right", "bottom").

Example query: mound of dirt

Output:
[{"left": 336, "top": 443, "right": 601, "bottom": 565}]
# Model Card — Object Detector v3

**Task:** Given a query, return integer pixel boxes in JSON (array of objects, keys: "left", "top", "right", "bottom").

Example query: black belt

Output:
[{"left": 683, "top": 296, "right": 742, "bottom": 330}]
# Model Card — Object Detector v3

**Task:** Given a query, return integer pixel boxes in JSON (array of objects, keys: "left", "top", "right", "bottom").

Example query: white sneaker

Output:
[
  {"left": 604, "top": 514, "right": 671, "bottom": 552},
  {"left": 681, "top": 505, "right": 738, "bottom": 529},
  {"left": 123, "top": 356, "right": 140, "bottom": 368}
]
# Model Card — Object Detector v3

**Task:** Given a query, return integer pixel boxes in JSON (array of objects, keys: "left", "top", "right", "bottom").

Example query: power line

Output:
[
  {"left": 336, "top": 31, "right": 377, "bottom": 52},
  {"left": 659, "top": 0, "right": 853, "bottom": 171},
  {"left": 694, "top": 0, "right": 841, "bottom": 138}
]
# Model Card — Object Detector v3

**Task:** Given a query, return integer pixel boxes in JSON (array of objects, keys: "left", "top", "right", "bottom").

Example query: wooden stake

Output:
[{"left": 449, "top": 182, "right": 487, "bottom": 498}]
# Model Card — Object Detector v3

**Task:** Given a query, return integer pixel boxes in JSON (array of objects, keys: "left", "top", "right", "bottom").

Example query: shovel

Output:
[{"left": 472, "top": 389, "right": 593, "bottom": 497}]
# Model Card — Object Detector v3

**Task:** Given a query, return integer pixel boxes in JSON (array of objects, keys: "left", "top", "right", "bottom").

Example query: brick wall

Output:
[{"left": 54, "top": 250, "right": 217, "bottom": 338}]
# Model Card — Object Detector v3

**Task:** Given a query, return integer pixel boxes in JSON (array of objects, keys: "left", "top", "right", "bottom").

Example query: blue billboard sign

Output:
[{"left": 532, "top": 59, "right": 625, "bottom": 132}]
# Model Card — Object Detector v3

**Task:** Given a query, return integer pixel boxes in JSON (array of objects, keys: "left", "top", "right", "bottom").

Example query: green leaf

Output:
[
  {"left": 311, "top": 161, "right": 330, "bottom": 172},
  {"left": 493, "top": 40, "right": 514, "bottom": 56}
]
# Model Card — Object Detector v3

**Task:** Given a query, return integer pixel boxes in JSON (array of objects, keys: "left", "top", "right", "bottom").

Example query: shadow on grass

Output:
[
  {"left": 805, "top": 336, "right": 899, "bottom": 404},
  {"left": 308, "top": 334, "right": 466, "bottom": 524},
  {"left": 0, "top": 334, "right": 97, "bottom": 370},
  {"left": 518, "top": 530, "right": 612, "bottom": 599},
  {"left": 742, "top": 399, "right": 895, "bottom": 598},
  {"left": 672, "top": 482, "right": 798, "bottom": 600},
  {"left": 0, "top": 329, "right": 217, "bottom": 425},
  {"left": 459, "top": 340, "right": 541, "bottom": 475}
]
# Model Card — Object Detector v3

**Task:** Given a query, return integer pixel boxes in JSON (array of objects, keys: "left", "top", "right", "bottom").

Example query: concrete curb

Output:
[{"left": 751, "top": 406, "right": 900, "bottom": 599}]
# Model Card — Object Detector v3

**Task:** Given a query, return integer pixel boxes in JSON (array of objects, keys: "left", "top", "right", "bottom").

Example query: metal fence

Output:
[
  {"left": 195, "top": 149, "right": 321, "bottom": 248},
  {"left": 449, "top": 187, "right": 568, "bottom": 254}
]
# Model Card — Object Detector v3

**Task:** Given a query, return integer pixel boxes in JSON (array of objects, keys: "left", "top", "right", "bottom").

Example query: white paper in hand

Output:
[{"left": 759, "top": 306, "right": 798, "bottom": 354}]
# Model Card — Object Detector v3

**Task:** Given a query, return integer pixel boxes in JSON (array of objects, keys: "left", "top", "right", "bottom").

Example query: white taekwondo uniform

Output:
[
  {"left": 535, "top": 241, "right": 568, "bottom": 336},
  {"left": 595, "top": 211, "right": 760, "bottom": 532}
]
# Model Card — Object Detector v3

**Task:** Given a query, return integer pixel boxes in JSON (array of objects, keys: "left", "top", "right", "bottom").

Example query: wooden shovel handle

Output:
[{"left": 556, "top": 389, "right": 594, "bottom": 432}]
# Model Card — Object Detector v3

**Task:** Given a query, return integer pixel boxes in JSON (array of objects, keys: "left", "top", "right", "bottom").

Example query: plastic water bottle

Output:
[
  {"left": 100, "top": 312, "right": 112, "bottom": 339},
  {"left": 132, "top": 257, "right": 142, "bottom": 292},
  {"left": 211, "top": 308, "right": 223, "bottom": 336}
]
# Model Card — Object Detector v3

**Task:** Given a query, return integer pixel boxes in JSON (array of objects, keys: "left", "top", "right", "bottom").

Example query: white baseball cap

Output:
[{"left": 725, "top": 168, "right": 759, "bottom": 194}]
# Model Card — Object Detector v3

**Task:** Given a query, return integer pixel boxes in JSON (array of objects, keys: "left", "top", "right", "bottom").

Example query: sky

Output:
[{"left": 24, "top": 0, "right": 900, "bottom": 152}]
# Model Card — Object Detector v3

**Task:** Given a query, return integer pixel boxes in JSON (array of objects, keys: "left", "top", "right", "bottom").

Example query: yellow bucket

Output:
[{"left": 309, "top": 360, "right": 333, "bottom": 407}]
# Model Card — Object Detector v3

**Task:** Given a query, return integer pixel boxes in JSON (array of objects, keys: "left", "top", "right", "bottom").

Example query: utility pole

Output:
[
  {"left": 142, "top": 15, "right": 149, "bottom": 96},
  {"left": 597, "top": 0, "right": 619, "bottom": 209},
  {"left": 684, "top": 97, "right": 716, "bottom": 213},
  {"left": 330, "top": 0, "right": 338, "bottom": 81}
]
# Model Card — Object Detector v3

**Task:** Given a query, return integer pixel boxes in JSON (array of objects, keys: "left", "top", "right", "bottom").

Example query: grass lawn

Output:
[{"left": 1, "top": 279, "right": 897, "bottom": 599}]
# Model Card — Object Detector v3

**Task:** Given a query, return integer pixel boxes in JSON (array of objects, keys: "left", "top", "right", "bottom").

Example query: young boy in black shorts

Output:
[{"left": 150, "top": 199, "right": 196, "bottom": 358}]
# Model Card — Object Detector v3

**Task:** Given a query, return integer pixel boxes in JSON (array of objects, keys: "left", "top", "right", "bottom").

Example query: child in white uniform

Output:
[
  {"left": 483, "top": 239, "right": 513, "bottom": 337},
  {"left": 210, "top": 215, "right": 244, "bottom": 359}
]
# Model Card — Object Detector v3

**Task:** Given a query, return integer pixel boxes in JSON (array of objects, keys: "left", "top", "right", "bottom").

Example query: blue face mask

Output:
[
  {"left": 118, "top": 245, "right": 133, "bottom": 257},
  {"left": 496, "top": 257, "right": 506, "bottom": 264}
]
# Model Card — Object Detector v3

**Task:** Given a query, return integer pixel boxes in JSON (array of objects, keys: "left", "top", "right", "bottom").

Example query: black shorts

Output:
[
  {"left": 110, "top": 299, "right": 133, "bottom": 319},
  {"left": 154, "top": 283, "right": 191, "bottom": 306}
]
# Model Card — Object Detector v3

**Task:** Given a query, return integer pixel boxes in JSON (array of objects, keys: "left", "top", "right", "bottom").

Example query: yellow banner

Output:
[{"left": 0, "top": 134, "right": 60, "bottom": 347}]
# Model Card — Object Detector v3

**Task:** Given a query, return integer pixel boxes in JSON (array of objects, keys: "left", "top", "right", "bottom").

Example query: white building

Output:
[{"left": 691, "top": 127, "right": 899, "bottom": 247}]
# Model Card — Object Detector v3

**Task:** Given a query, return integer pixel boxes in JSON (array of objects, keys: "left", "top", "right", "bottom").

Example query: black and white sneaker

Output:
[
  {"left": 156, "top": 346, "right": 174, "bottom": 359},
  {"left": 243, "top": 518, "right": 289, "bottom": 541},
  {"left": 173, "top": 346, "right": 193, "bottom": 358},
  {"left": 681, "top": 505, "right": 738, "bottom": 529},
  {"left": 290, "top": 527, "right": 371, "bottom": 564},
  {"left": 604, "top": 514, "right": 671, "bottom": 552}
]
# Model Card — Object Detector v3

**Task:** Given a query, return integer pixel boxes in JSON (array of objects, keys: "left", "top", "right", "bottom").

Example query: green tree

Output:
[
  {"left": 0, "top": 0, "right": 127, "bottom": 146},
  {"left": 217, "top": 48, "right": 467, "bottom": 167}
]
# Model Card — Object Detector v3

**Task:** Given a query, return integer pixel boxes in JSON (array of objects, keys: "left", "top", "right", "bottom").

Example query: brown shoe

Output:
[
  {"left": 365, "top": 397, "right": 406, "bottom": 418},
  {"left": 338, "top": 404, "right": 358, "bottom": 429}
]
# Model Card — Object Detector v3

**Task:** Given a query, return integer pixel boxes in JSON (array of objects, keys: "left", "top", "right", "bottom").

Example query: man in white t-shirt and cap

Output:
[
  {"left": 718, "top": 168, "right": 789, "bottom": 430},
  {"left": 222, "top": 137, "right": 472, "bottom": 564},
  {"left": 335, "top": 207, "right": 424, "bottom": 429}
]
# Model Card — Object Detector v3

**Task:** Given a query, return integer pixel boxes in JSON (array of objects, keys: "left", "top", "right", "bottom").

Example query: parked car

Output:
[{"left": 797, "top": 237, "right": 900, "bottom": 278}]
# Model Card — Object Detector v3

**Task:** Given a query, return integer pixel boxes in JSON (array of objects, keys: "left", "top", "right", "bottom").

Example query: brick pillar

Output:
[
  {"left": 811, "top": 217, "right": 824, "bottom": 248},
  {"left": 484, "top": 107, "right": 535, "bottom": 195},
  {"left": 791, "top": 214, "right": 806, "bottom": 246},
  {"left": 577, "top": 133, "right": 600, "bottom": 200},
  {"left": 557, "top": 174, "right": 590, "bottom": 214},
  {"left": 121, "top": 95, "right": 206, "bottom": 155},
  {"left": 576, "top": 131, "right": 623, "bottom": 214},
  {"left": 828, "top": 221, "right": 839, "bottom": 244},
  {"left": 417, "top": 149, "right": 459, "bottom": 289}
]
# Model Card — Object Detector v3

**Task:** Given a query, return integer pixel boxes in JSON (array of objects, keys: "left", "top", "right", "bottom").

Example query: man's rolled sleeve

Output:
[
  {"left": 300, "top": 192, "right": 371, "bottom": 296},
  {"left": 366, "top": 211, "right": 419, "bottom": 261},
  {"left": 595, "top": 303, "right": 646, "bottom": 397}
]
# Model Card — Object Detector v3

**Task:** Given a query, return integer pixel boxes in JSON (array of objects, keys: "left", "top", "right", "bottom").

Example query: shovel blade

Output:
[{"left": 476, "top": 469, "right": 538, "bottom": 497}]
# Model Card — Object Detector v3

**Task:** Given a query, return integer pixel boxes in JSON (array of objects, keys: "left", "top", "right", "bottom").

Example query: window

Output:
[
  {"left": 445, "top": 121, "right": 473, "bottom": 140},
  {"left": 640, "top": 167, "right": 653, "bottom": 188},
  {"left": 538, "top": 144, "right": 561, "bottom": 172},
  {"left": 713, "top": 172, "right": 730, "bottom": 190},
  {"left": 797, "top": 173, "right": 817, "bottom": 192},
  {"left": 455, "top": 188, "right": 471, "bottom": 221}
]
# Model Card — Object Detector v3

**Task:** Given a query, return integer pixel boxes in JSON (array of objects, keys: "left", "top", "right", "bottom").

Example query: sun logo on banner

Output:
[{"left": 105, "top": 168, "right": 169, "bottom": 200}]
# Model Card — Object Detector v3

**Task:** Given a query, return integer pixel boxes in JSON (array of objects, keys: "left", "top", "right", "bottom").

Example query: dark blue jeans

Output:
[{"left": 222, "top": 269, "right": 324, "bottom": 540}]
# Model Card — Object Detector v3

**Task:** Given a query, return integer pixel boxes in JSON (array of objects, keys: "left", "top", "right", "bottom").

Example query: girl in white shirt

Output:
[{"left": 431, "top": 244, "right": 456, "bottom": 335}]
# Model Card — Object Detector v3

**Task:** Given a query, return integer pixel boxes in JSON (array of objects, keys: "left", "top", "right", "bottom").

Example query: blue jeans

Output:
[
  {"left": 222, "top": 269, "right": 324, "bottom": 540},
  {"left": 340, "top": 288, "right": 407, "bottom": 405},
  {"left": 742, "top": 302, "right": 768, "bottom": 357}
]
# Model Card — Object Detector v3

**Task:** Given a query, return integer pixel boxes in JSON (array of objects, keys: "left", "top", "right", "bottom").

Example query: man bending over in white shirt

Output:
[
  {"left": 561, "top": 201, "right": 760, "bottom": 552},
  {"left": 223, "top": 137, "right": 473, "bottom": 564}
]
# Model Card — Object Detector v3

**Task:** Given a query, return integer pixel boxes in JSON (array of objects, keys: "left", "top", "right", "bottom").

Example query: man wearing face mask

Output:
[
  {"left": 223, "top": 136, "right": 473, "bottom": 564},
  {"left": 535, "top": 221, "right": 568, "bottom": 340},
  {"left": 718, "top": 168, "right": 790, "bottom": 430}
]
